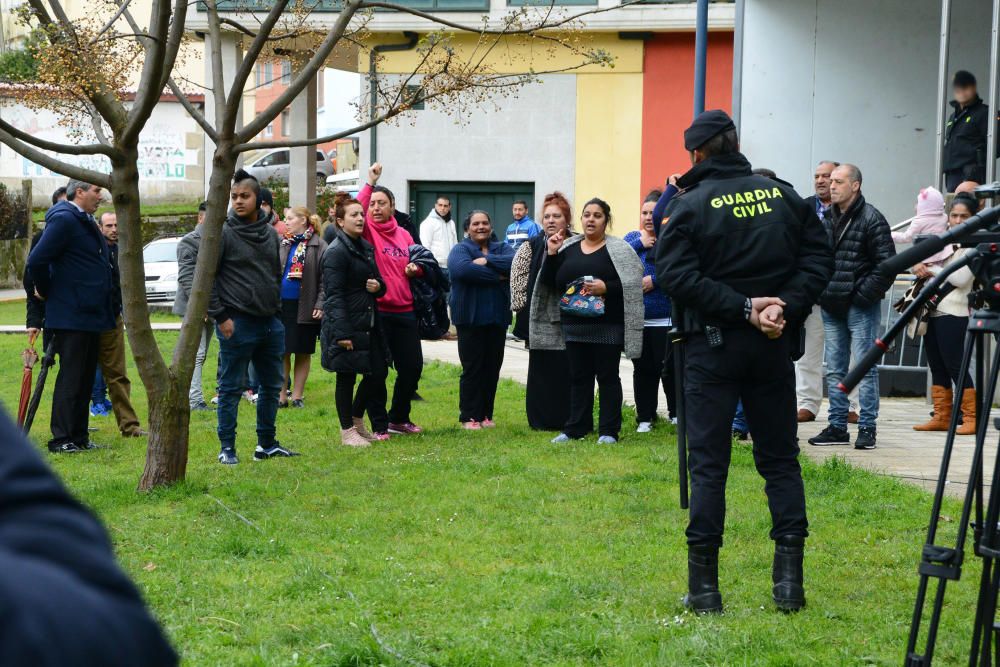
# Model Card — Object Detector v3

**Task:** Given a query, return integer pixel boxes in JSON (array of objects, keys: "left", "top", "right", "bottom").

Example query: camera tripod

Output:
[{"left": 842, "top": 200, "right": 1000, "bottom": 666}]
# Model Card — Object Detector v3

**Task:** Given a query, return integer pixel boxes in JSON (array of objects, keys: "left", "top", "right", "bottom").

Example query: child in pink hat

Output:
[{"left": 892, "top": 186, "right": 953, "bottom": 267}]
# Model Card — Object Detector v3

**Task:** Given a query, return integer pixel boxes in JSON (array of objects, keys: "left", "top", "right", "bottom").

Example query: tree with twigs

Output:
[{"left": 0, "top": 0, "right": 620, "bottom": 490}]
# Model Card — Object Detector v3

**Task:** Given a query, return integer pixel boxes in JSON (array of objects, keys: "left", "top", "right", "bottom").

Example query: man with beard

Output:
[{"left": 420, "top": 196, "right": 459, "bottom": 278}]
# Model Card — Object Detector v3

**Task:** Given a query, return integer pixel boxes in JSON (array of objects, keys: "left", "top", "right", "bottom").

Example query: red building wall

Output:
[{"left": 641, "top": 32, "right": 734, "bottom": 196}]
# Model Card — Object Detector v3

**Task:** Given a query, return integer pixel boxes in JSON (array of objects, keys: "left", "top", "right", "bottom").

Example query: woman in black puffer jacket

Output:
[{"left": 321, "top": 194, "right": 389, "bottom": 446}]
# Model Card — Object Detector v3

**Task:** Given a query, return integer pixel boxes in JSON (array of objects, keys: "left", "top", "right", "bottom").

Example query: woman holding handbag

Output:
[
  {"left": 321, "top": 194, "right": 389, "bottom": 446},
  {"left": 910, "top": 192, "right": 977, "bottom": 434},
  {"left": 540, "top": 198, "right": 644, "bottom": 444},
  {"left": 512, "top": 192, "right": 575, "bottom": 430},
  {"left": 447, "top": 210, "right": 515, "bottom": 429}
]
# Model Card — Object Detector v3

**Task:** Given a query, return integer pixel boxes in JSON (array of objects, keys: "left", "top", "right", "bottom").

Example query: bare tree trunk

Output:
[
  {"left": 138, "top": 378, "right": 190, "bottom": 489},
  {"left": 110, "top": 155, "right": 184, "bottom": 490}
]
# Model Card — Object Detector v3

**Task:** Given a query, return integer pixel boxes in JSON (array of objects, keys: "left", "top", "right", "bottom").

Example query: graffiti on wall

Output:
[{"left": 2, "top": 102, "right": 197, "bottom": 182}]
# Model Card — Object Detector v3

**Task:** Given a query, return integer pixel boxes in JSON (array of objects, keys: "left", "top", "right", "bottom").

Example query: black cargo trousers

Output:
[{"left": 683, "top": 326, "right": 808, "bottom": 547}]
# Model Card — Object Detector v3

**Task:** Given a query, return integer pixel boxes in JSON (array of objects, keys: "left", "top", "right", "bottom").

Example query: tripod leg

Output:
[
  {"left": 908, "top": 328, "right": 995, "bottom": 665},
  {"left": 969, "top": 335, "right": 1000, "bottom": 666}
]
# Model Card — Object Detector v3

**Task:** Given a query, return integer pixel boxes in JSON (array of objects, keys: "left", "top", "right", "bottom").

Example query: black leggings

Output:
[
  {"left": 565, "top": 342, "right": 624, "bottom": 438},
  {"left": 925, "top": 315, "right": 974, "bottom": 390},
  {"left": 632, "top": 326, "right": 676, "bottom": 423},
  {"left": 335, "top": 371, "right": 389, "bottom": 430},
  {"left": 379, "top": 311, "right": 423, "bottom": 424},
  {"left": 457, "top": 324, "right": 506, "bottom": 422}
]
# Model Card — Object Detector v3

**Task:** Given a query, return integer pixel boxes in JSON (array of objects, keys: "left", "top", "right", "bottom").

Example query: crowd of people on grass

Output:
[{"left": 20, "top": 70, "right": 991, "bottom": 460}]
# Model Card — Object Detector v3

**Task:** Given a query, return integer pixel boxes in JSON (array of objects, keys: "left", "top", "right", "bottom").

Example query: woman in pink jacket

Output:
[{"left": 359, "top": 163, "right": 424, "bottom": 436}]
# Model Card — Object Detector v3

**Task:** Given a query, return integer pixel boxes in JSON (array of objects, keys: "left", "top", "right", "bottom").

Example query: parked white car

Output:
[
  {"left": 143, "top": 236, "right": 182, "bottom": 303},
  {"left": 244, "top": 148, "right": 335, "bottom": 184},
  {"left": 325, "top": 169, "right": 360, "bottom": 194}
]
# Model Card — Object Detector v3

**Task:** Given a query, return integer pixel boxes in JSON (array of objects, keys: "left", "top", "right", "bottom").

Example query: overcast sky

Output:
[{"left": 321, "top": 69, "right": 363, "bottom": 136}]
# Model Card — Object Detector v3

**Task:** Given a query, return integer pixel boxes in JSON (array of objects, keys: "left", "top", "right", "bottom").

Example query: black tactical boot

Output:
[
  {"left": 772, "top": 535, "right": 806, "bottom": 612},
  {"left": 683, "top": 545, "right": 723, "bottom": 614}
]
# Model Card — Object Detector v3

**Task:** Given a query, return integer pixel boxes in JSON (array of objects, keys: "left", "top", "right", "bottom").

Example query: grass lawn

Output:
[
  {"left": 0, "top": 298, "right": 182, "bottom": 325},
  {"left": 0, "top": 330, "right": 984, "bottom": 665}
]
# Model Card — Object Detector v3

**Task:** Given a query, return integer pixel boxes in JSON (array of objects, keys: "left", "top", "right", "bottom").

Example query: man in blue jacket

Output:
[{"left": 26, "top": 179, "right": 115, "bottom": 454}]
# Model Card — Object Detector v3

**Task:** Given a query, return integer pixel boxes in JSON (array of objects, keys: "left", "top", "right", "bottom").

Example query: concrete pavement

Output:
[{"left": 422, "top": 339, "right": 996, "bottom": 498}]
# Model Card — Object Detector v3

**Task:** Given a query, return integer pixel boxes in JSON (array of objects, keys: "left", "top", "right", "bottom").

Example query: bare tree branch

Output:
[
  {"left": 89, "top": 0, "right": 134, "bottom": 44},
  {"left": 203, "top": 0, "right": 228, "bottom": 131},
  {"left": 166, "top": 78, "right": 219, "bottom": 141},
  {"left": 223, "top": 0, "right": 292, "bottom": 125},
  {"left": 121, "top": 0, "right": 188, "bottom": 145},
  {"left": 29, "top": 0, "right": 129, "bottom": 130},
  {"left": 219, "top": 17, "right": 310, "bottom": 42},
  {"left": 0, "top": 126, "right": 111, "bottom": 187},
  {"left": 359, "top": 0, "right": 641, "bottom": 34},
  {"left": 0, "top": 118, "right": 114, "bottom": 156},
  {"left": 235, "top": 112, "right": 394, "bottom": 152},
  {"left": 238, "top": 0, "right": 364, "bottom": 141}
]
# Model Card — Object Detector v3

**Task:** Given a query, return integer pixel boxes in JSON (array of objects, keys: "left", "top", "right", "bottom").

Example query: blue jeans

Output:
[
  {"left": 91, "top": 367, "right": 107, "bottom": 406},
  {"left": 732, "top": 400, "right": 749, "bottom": 435},
  {"left": 822, "top": 303, "right": 881, "bottom": 429},
  {"left": 216, "top": 315, "right": 285, "bottom": 451}
]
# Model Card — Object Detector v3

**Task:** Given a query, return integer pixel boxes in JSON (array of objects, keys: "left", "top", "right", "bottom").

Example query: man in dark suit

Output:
[{"left": 26, "top": 179, "right": 115, "bottom": 453}]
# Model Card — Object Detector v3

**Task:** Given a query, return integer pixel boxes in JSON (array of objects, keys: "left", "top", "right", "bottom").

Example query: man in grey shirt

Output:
[{"left": 173, "top": 201, "right": 214, "bottom": 411}]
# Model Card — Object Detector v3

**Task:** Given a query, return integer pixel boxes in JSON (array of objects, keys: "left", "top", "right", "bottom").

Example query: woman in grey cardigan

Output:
[
  {"left": 535, "top": 197, "right": 644, "bottom": 444},
  {"left": 512, "top": 192, "right": 576, "bottom": 430}
]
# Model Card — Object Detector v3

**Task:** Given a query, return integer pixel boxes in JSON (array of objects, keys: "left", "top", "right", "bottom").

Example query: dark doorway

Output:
[{"left": 409, "top": 181, "right": 535, "bottom": 241}]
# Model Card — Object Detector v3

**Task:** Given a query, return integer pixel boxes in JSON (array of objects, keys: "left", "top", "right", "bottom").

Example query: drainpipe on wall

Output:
[
  {"left": 693, "top": 0, "right": 709, "bottom": 118},
  {"left": 369, "top": 31, "right": 419, "bottom": 164}
]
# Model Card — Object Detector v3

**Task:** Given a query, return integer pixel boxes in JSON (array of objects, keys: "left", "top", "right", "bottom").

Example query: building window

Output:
[
  {"left": 263, "top": 62, "right": 273, "bottom": 87},
  {"left": 404, "top": 85, "right": 425, "bottom": 111},
  {"left": 281, "top": 60, "right": 292, "bottom": 85},
  {"left": 264, "top": 123, "right": 274, "bottom": 138},
  {"left": 507, "top": 0, "right": 596, "bottom": 5},
  {"left": 255, "top": 62, "right": 262, "bottom": 87},
  {"left": 280, "top": 109, "right": 290, "bottom": 137}
]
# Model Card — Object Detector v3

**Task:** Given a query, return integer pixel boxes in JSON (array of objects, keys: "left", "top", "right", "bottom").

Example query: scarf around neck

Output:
[{"left": 282, "top": 226, "right": 314, "bottom": 280}]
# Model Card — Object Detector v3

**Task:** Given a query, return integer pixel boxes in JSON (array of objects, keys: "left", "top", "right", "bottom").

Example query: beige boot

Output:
[
  {"left": 914, "top": 386, "right": 952, "bottom": 432},
  {"left": 340, "top": 427, "right": 371, "bottom": 447},
  {"left": 957, "top": 388, "right": 978, "bottom": 436},
  {"left": 353, "top": 417, "right": 375, "bottom": 441}
]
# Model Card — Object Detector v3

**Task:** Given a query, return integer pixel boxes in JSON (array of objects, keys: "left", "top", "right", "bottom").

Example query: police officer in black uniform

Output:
[{"left": 655, "top": 110, "right": 833, "bottom": 614}]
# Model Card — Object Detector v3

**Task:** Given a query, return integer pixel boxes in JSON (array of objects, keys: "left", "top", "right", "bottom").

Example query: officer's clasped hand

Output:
[{"left": 749, "top": 296, "right": 786, "bottom": 339}]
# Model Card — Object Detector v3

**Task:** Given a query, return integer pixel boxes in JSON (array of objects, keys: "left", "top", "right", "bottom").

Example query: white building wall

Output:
[
  {"left": 739, "top": 0, "right": 992, "bottom": 224},
  {"left": 0, "top": 98, "right": 205, "bottom": 206},
  {"left": 359, "top": 74, "right": 577, "bottom": 212}
]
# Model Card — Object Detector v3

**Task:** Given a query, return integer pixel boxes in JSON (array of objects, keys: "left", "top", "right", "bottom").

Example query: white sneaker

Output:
[
  {"left": 671, "top": 417, "right": 678, "bottom": 425},
  {"left": 637, "top": 422, "right": 652, "bottom": 433}
]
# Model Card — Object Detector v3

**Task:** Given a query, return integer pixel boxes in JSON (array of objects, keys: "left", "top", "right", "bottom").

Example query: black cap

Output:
[
  {"left": 684, "top": 109, "right": 737, "bottom": 151},
  {"left": 954, "top": 70, "right": 977, "bottom": 88},
  {"left": 260, "top": 188, "right": 274, "bottom": 207},
  {"left": 197, "top": 201, "right": 207, "bottom": 212}
]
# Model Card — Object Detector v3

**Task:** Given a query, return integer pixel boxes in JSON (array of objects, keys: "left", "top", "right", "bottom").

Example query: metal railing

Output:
[{"left": 878, "top": 275, "right": 928, "bottom": 371}]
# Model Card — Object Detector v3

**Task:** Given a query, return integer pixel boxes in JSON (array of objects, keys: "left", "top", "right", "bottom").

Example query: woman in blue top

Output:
[
  {"left": 624, "top": 190, "right": 676, "bottom": 432},
  {"left": 447, "top": 210, "right": 515, "bottom": 430},
  {"left": 278, "top": 207, "right": 328, "bottom": 408}
]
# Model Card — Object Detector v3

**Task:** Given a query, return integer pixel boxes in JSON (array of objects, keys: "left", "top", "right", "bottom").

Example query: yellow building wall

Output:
[
  {"left": 574, "top": 72, "right": 643, "bottom": 230},
  {"left": 369, "top": 32, "right": 643, "bottom": 75}
]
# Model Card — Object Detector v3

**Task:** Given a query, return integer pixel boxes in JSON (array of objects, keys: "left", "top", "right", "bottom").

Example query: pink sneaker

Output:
[
  {"left": 388, "top": 422, "right": 423, "bottom": 435},
  {"left": 481, "top": 418, "right": 496, "bottom": 428},
  {"left": 371, "top": 431, "right": 391, "bottom": 441},
  {"left": 463, "top": 420, "right": 482, "bottom": 430}
]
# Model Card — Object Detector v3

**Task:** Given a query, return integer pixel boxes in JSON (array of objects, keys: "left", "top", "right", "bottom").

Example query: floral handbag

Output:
[{"left": 559, "top": 277, "right": 606, "bottom": 318}]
